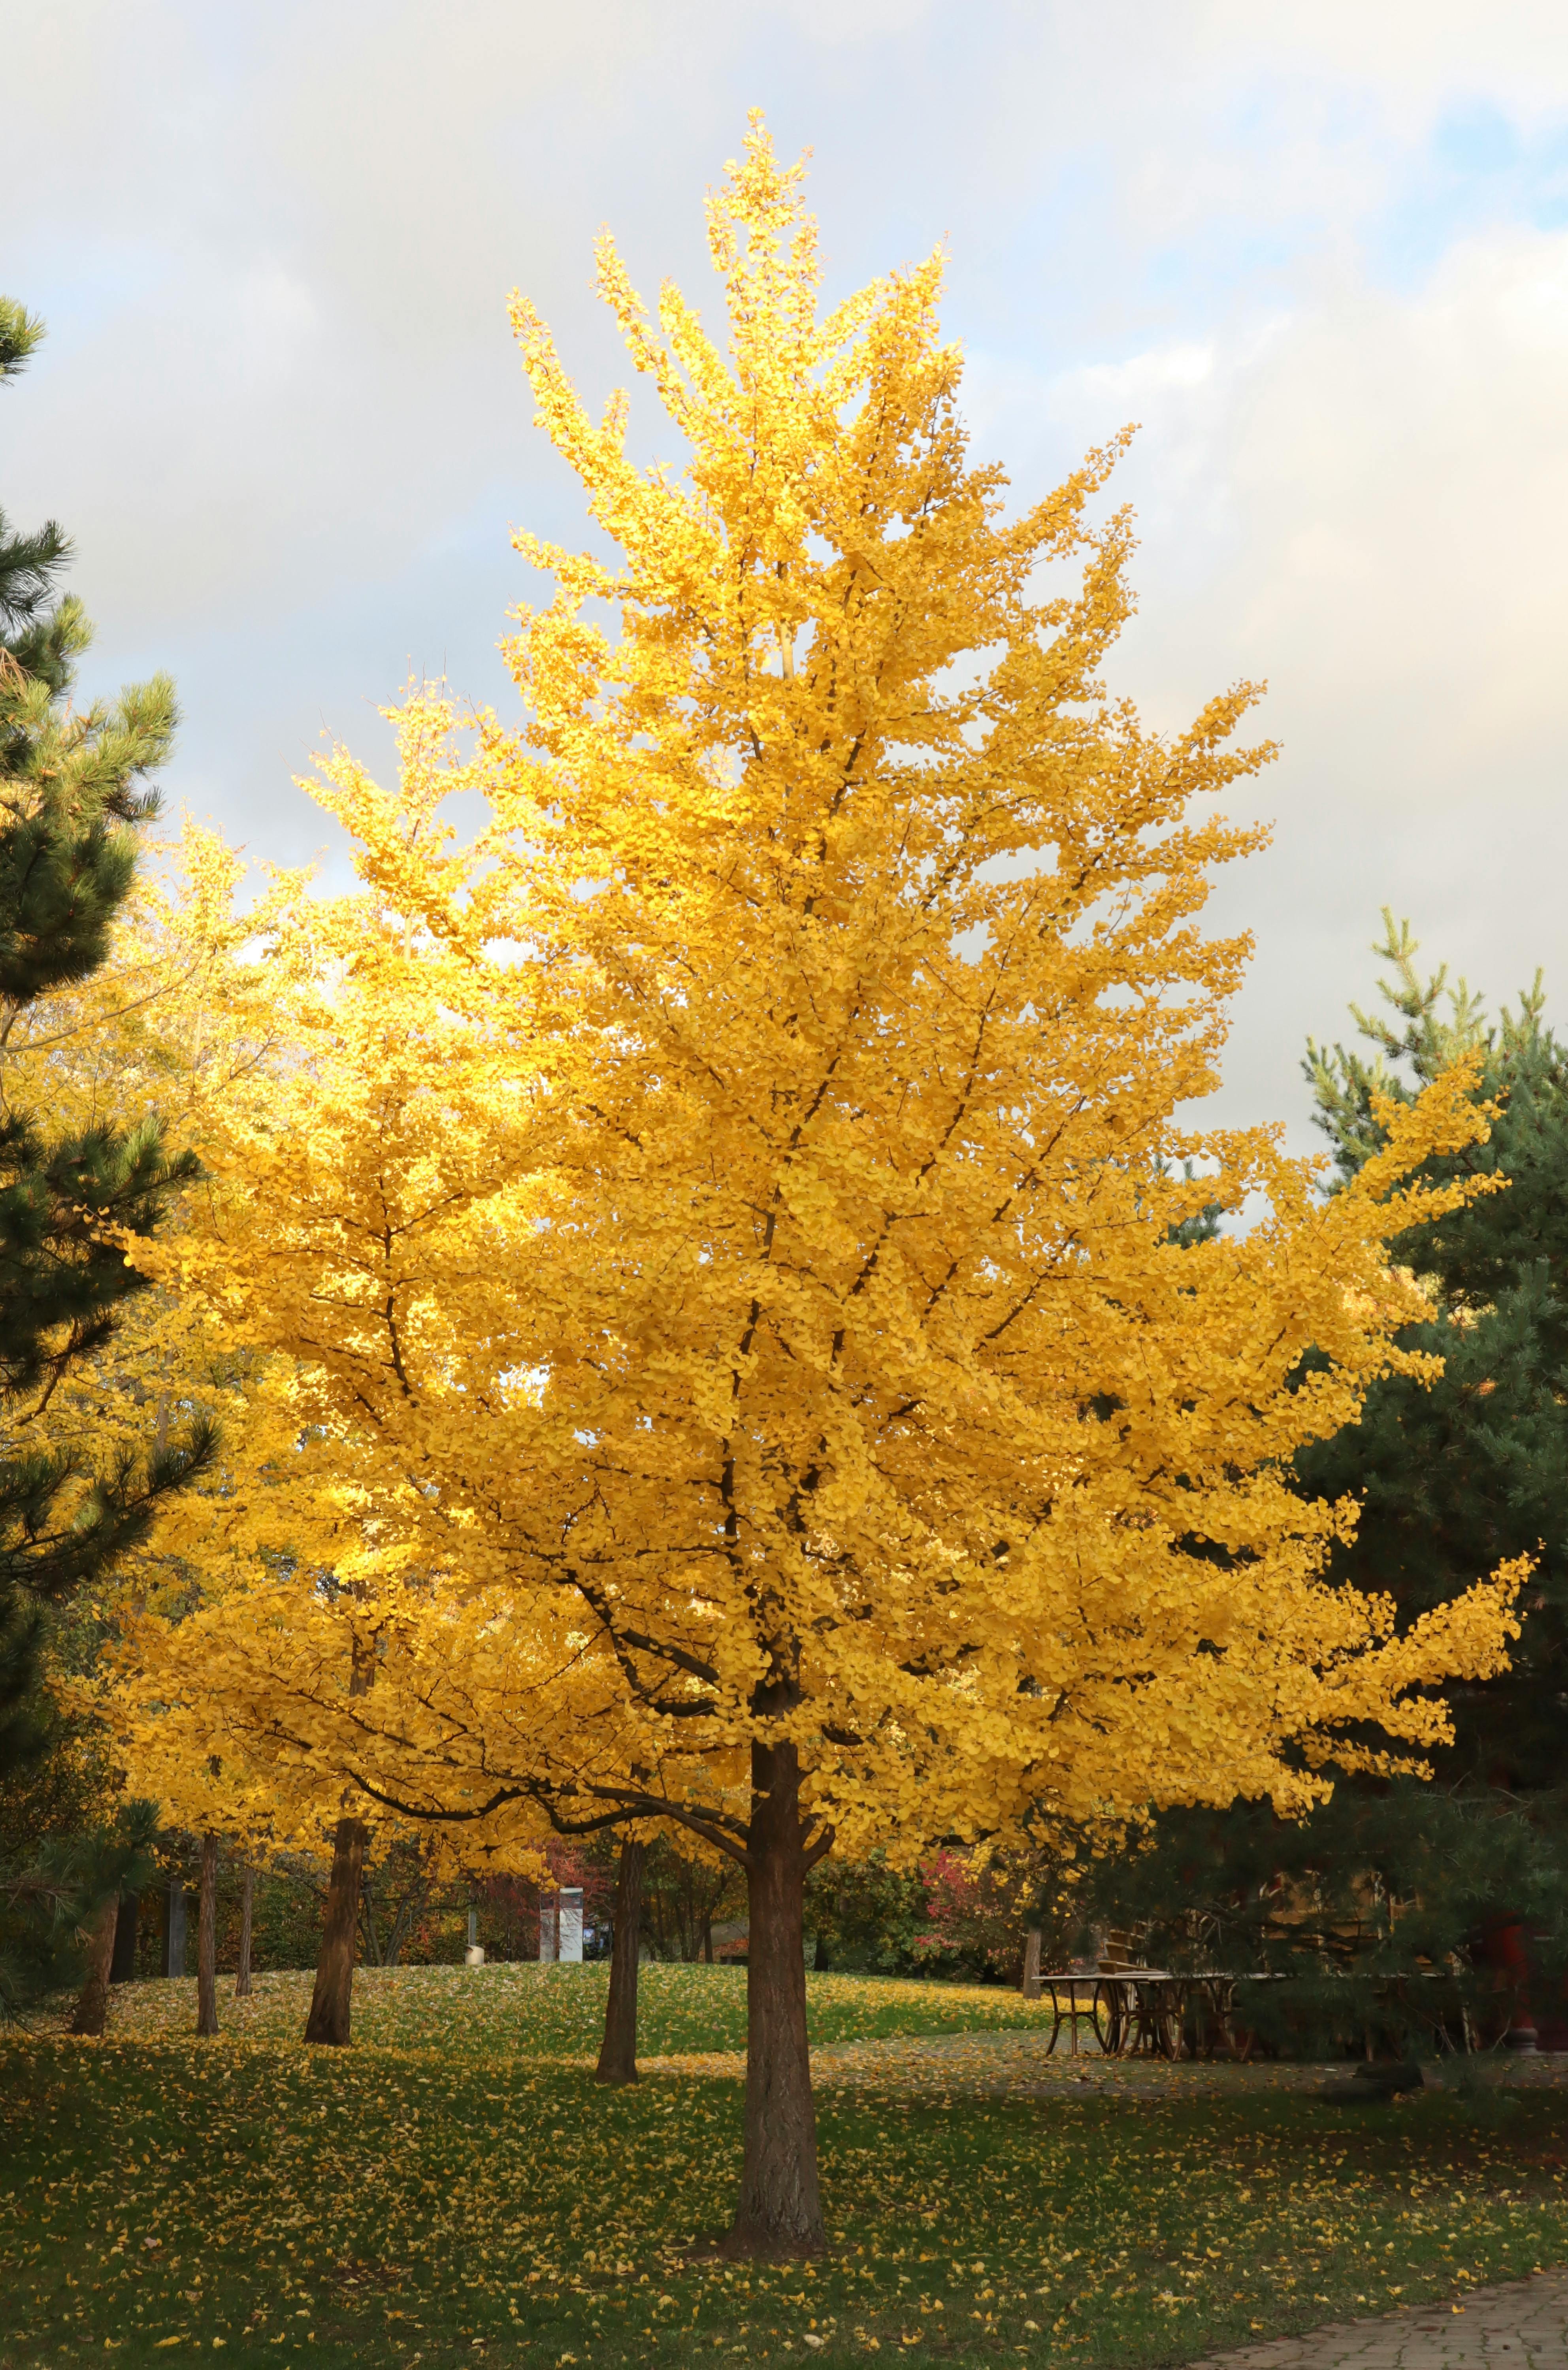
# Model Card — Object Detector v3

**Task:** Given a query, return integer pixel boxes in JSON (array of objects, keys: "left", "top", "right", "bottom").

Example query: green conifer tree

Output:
[
  {"left": 0, "top": 301, "right": 214, "bottom": 2004},
  {"left": 1299, "top": 915, "right": 1568, "bottom": 1808},
  {"left": 1085, "top": 915, "right": 1568, "bottom": 2053}
]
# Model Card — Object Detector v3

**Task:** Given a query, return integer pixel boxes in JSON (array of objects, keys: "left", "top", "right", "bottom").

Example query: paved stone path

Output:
[{"left": 1193, "top": 2270, "right": 1568, "bottom": 2367}]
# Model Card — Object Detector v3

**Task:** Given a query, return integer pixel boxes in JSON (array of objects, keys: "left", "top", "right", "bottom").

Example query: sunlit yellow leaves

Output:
[{"left": 106, "top": 120, "right": 1521, "bottom": 1886}]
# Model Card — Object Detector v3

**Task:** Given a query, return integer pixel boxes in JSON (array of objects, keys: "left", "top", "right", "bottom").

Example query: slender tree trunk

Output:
[
  {"left": 303, "top": 1816, "right": 366, "bottom": 2047},
  {"left": 721, "top": 1741, "right": 825, "bottom": 2258},
  {"left": 360, "top": 1876, "right": 384, "bottom": 1968},
  {"left": 385, "top": 1874, "right": 428, "bottom": 1967},
  {"left": 596, "top": 1839, "right": 646, "bottom": 2085},
  {"left": 234, "top": 1863, "right": 255, "bottom": 1998},
  {"left": 195, "top": 1833, "right": 219, "bottom": 2037},
  {"left": 163, "top": 1876, "right": 187, "bottom": 1976},
  {"left": 109, "top": 1891, "right": 139, "bottom": 1985},
  {"left": 71, "top": 1897, "right": 120, "bottom": 2037}
]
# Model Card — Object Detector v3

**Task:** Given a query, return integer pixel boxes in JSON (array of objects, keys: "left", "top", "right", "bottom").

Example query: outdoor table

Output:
[
  {"left": 1097, "top": 1969, "right": 1183, "bottom": 2059},
  {"left": 1038, "top": 1965, "right": 1482, "bottom": 2063},
  {"left": 1039, "top": 1970, "right": 1194, "bottom": 2059},
  {"left": 1038, "top": 1973, "right": 1107, "bottom": 2056},
  {"left": 1105, "top": 1970, "right": 1293, "bottom": 2059}
]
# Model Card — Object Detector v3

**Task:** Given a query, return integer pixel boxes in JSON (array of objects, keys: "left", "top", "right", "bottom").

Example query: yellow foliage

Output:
[{"left": 115, "top": 121, "right": 1517, "bottom": 1883}]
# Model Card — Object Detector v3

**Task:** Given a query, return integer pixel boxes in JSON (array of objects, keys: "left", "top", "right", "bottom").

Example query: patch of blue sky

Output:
[
  {"left": 3, "top": 235, "right": 177, "bottom": 361},
  {"left": 1434, "top": 101, "right": 1523, "bottom": 178},
  {"left": 1117, "top": 75, "right": 1376, "bottom": 322},
  {"left": 1138, "top": 221, "right": 1316, "bottom": 314},
  {"left": 955, "top": 84, "right": 1343, "bottom": 368},
  {"left": 1370, "top": 102, "right": 1568, "bottom": 290}
]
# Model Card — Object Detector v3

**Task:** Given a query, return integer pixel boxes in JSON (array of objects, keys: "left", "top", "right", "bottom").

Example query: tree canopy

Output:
[{"left": 113, "top": 130, "right": 1519, "bottom": 2247}]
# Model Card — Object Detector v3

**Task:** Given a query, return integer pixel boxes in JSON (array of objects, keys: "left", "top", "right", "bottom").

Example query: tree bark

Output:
[
  {"left": 596, "top": 1839, "right": 646, "bottom": 2084},
  {"left": 195, "top": 1833, "right": 220, "bottom": 2037},
  {"left": 384, "top": 1873, "right": 428, "bottom": 1967},
  {"left": 70, "top": 1897, "right": 120, "bottom": 2037},
  {"left": 163, "top": 1876, "right": 187, "bottom": 1976},
  {"left": 234, "top": 1862, "right": 255, "bottom": 1998},
  {"left": 721, "top": 1741, "right": 825, "bottom": 2258},
  {"left": 359, "top": 1876, "right": 384, "bottom": 1968},
  {"left": 109, "top": 1891, "right": 139, "bottom": 1985},
  {"left": 303, "top": 1816, "right": 366, "bottom": 2047}
]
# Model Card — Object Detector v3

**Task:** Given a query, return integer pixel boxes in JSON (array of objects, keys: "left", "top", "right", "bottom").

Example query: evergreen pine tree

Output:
[
  {"left": 1087, "top": 914, "right": 1568, "bottom": 2052},
  {"left": 1298, "top": 914, "right": 1568, "bottom": 1807},
  {"left": 0, "top": 300, "right": 214, "bottom": 1993}
]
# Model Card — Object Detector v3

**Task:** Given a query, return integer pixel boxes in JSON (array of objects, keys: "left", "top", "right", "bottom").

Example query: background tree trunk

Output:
[
  {"left": 195, "top": 1833, "right": 219, "bottom": 2037},
  {"left": 359, "top": 1876, "right": 385, "bottom": 1967},
  {"left": 303, "top": 1816, "right": 366, "bottom": 2046},
  {"left": 109, "top": 1891, "right": 139, "bottom": 1985},
  {"left": 384, "top": 1872, "right": 429, "bottom": 1966},
  {"left": 162, "top": 1876, "right": 187, "bottom": 1976},
  {"left": 70, "top": 1897, "right": 119, "bottom": 2037},
  {"left": 721, "top": 1741, "right": 825, "bottom": 2258},
  {"left": 596, "top": 1839, "right": 646, "bottom": 2084},
  {"left": 234, "top": 1862, "right": 255, "bottom": 1998}
]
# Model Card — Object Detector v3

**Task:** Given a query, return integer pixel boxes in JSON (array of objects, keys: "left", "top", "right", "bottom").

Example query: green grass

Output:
[
  {"left": 4, "top": 1966, "right": 1568, "bottom": 2370},
  {"left": 78, "top": 1961, "right": 1055, "bottom": 2060}
]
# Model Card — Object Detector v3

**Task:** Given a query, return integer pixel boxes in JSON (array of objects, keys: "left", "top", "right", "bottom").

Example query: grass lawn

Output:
[
  {"left": 68, "top": 1960, "right": 1057, "bottom": 2061},
  {"left": 4, "top": 1965, "right": 1568, "bottom": 2370}
]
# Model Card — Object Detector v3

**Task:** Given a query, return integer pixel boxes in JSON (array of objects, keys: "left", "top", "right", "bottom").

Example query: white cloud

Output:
[
  {"left": 3, "top": 0, "right": 1567, "bottom": 1137},
  {"left": 1198, "top": 0, "right": 1568, "bottom": 122},
  {"left": 958, "top": 211, "right": 1568, "bottom": 1136},
  {"left": 780, "top": 0, "right": 936, "bottom": 40}
]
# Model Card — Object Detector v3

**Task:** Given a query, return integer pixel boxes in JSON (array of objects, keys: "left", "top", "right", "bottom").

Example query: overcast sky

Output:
[{"left": 5, "top": 0, "right": 1566, "bottom": 1145}]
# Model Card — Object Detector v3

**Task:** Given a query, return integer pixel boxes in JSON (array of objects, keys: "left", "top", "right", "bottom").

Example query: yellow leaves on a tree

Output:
[{"left": 119, "top": 117, "right": 1517, "bottom": 1872}]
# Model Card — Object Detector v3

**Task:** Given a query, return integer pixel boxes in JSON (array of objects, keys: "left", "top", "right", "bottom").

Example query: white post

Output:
[
  {"left": 538, "top": 1895, "right": 558, "bottom": 1963},
  {"left": 558, "top": 1887, "right": 584, "bottom": 1964}
]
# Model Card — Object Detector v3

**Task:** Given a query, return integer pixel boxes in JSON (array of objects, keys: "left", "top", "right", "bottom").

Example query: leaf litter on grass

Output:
[
  {"left": 83, "top": 1961, "right": 1061, "bottom": 2061},
  {"left": 4, "top": 1964, "right": 1568, "bottom": 2369}
]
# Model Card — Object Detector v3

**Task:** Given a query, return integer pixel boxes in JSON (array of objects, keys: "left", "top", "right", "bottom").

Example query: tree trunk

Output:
[
  {"left": 721, "top": 1741, "right": 825, "bottom": 2258},
  {"left": 70, "top": 1897, "right": 120, "bottom": 2037},
  {"left": 234, "top": 1863, "right": 255, "bottom": 1998},
  {"left": 303, "top": 1816, "right": 366, "bottom": 2046},
  {"left": 385, "top": 1875, "right": 428, "bottom": 1967},
  {"left": 109, "top": 1891, "right": 139, "bottom": 1985},
  {"left": 194, "top": 1833, "right": 220, "bottom": 2037},
  {"left": 163, "top": 1876, "right": 187, "bottom": 1976},
  {"left": 360, "top": 1877, "right": 384, "bottom": 1968},
  {"left": 596, "top": 1839, "right": 646, "bottom": 2085}
]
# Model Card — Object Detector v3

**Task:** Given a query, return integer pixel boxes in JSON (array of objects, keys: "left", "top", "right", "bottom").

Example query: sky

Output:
[{"left": 4, "top": 0, "right": 1566, "bottom": 1146}]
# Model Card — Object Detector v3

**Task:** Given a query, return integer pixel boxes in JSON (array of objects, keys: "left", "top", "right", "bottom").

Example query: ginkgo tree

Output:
[
  {"left": 143, "top": 122, "right": 1520, "bottom": 2257},
  {"left": 99, "top": 857, "right": 608, "bottom": 2044}
]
